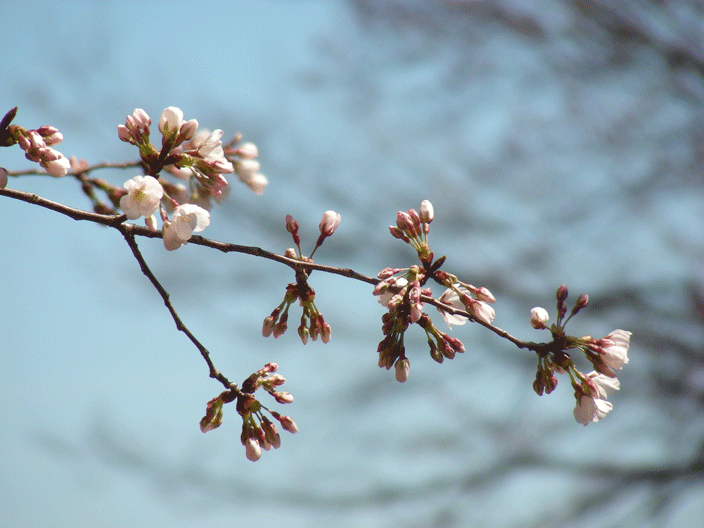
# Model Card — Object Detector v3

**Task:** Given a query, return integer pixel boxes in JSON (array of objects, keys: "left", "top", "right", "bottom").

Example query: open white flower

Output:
[
  {"left": 163, "top": 203, "right": 210, "bottom": 250},
  {"left": 119, "top": 175, "right": 164, "bottom": 219},
  {"left": 599, "top": 329, "right": 631, "bottom": 371},
  {"left": 437, "top": 287, "right": 469, "bottom": 327},
  {"left": 574, "top": 371, "right": 620, "bottom": 425}
]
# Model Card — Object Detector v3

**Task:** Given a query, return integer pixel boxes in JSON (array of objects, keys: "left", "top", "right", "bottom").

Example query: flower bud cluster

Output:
[
  {"left": 262, "top": 280, "right": 331, "bottom": 344},
  {"left": 117, "top": 108, "right": 153, "bottom": 155},
  {"left": 262, "top": 211, "right": 341, "bottom": 344},
  {"left": 9, "top": 122, "right": 70, "bottom": 177},
  {"left": 530, "top": 284, "right": 631, "bottom": 425},
  {"left": 375, "top": 266, "right": 437, "bottom": 382},
  {"left": 225, "top": 139, "right": 268, "bottom": 195},
  {"left": 238, "top": 363, "right": 297, "bottom": 461},
  {"left": 388, "top": 199, "right": 434, "bottom": 264},
  {"left": 417, "top": 313, "right": 466, "bottom": 364},
  {"left": 118, "top": 107, "right": 264, "bottom": 215},
  {"left": 374, "top": 201, "right": 488, "bottom": 382},
  {"left": 200, "top": 363, "right": 298, "bottom": 462}
]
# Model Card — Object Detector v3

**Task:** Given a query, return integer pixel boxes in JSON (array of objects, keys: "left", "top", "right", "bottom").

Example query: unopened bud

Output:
[
  {"left": 530, "top": 307, "right": 549, "bottom": 329},
  {"left": 319, "top": 210, "right": 341, "bottom": 237},
  {"left": 395, "top": 357, "right": 410, "bottom": 383},
  {"left": 419, "top": 199, "right": 434, "bottom": 224}
]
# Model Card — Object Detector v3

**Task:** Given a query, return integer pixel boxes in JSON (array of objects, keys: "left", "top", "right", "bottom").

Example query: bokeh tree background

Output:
[{"left": 2, "top": 1, "right": 703, "bottom": 527}]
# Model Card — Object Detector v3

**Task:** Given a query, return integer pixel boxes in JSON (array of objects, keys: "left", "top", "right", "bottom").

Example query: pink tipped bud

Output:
[
  {"left": 396, "top": 211, "right": 416, "bottom": 236},
  {"left": 262, "top": 315, "right": 276, "bottom": 337},
  {"left": 37, "top": 125, "right": 63, "bottom": 145},
  {"left": 298, "top": 323, "right": 309, "bottom": 344},
  {"left": 419, "top": 199, "right": 434, "bottom": 224},
  {"left": 570, "top": 294, "right": 589, "bottom": 318},
  {"left": 467, "top": 284, "right": 496, "bottom": 303},
  {"left": 319, "top": 210, "right": 341, "bottom": 237},
  {"left": 530, "top": 307, "right": 549, "bottom": 329},
  {"left": 377, "top": 267, "right": 400, "bottom": 279},
  {"left": 276, "top": 414, "right": 298, "bottom": 434},
  {"left": 117, "top": 125, "right": 131, "bottom": 142},
  {"left": 321, "top": 322, "right": 331, "bottom": 343},
  {"left": 179, "top": 119, "right": 199, "bottom": 141},
  {"left": 273, "top": 391, "right": 294, "bottom": 404},
  {"left": 395, "top": 357, "right": 410, "bottom": 383},
  {"left": 388, "top": 225, "right": 410, "bottom": 242},
  {"left": 244, "top": 437, "right": 262, "bottom": 461}
]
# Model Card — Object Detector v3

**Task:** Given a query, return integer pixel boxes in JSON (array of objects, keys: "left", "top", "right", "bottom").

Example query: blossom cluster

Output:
[
  {"left": 115, "top": 106, "right": 267, "bottom": 250},
  {"left": 373, "top": 202, "right": 631, "bottom": 427},
  {"left": 1, "top": 106, "right": 71, "bottom": 178},
  {"left": 373, "top": 200, "right": 498, "bottom": 383},
  {"left": 530, "top": 284, "right": 631, "bottom": 425},
  {"left": 200, "top": 363, "right": 298, "bottom": 462},
  {"left": 262, "top": 210, "right": 340, "bottom": 344}
]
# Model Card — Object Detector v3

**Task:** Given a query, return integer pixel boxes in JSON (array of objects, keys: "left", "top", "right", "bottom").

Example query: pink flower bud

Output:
[
  {"left": 273, "top": 391, "right": 294, "bottom": 404},
  {"left": 419, "top": 199, "right": 434, "bottom": 223},
  {"left": 395, "top": 357, "right": 410, "bottom": 383},
  {"left": 530, "top": 307, "right": 549, "bottom": 329},
  {"left": 319, "top": 210, "right": 341, "bottom": 237},
  {"left": 41, "top": 149, "right": 71, "bottom": 177},
  {"left": 178, "top": 119, "right": 199, "bottom": 142},
  {"left": 37, "top": 125, "right": 63, "bottom": 145},
  {"left": 388, "top": 226, "right": 410, "bottom": 242},
  {"left": 199, "top": 396, "right": 224, "bottom": 432},
  {"left": 262, "top": 315, "right": 276, "bottom": 337},
  {"left": 245, "top": 437, "right": 262, "bottom": 461},
  {"left": 236, "top": 142, "right": 258, "bottom": 159},
  {"left": 321, "top": 321, "right": 331, "bottom": 343},
  {"left": 132, "top": 108, "right": 151, "bottom": 128},
  {"left": 396, "top": 211, "right": 416, "bottom": 236},
  {"left": 275, "top": 414, "right": 298, "bottom": 434},
  {"left": 117, "top": 125, "right": 131, "bottom": 142},
  {"left": 377, "top": 267, "right": 400, "bottom": 279},
  {"left": 159, "top": 106, "right": 184, "bottom": 137}
]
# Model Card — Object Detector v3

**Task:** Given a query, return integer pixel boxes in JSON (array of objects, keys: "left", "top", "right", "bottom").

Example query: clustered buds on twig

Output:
[
  {"left": 200, "top": 362, "right": 298, "bottom": 462},
  {"left": 262, "top": 210, "right": 340, "bottom": 344},
  {"left": 375, "top": 201, "right": 631, "bottom": 426},
  {"left": 0, "top": 107, "right": 70, "bottom": 178},
  {"left": 3, "top": 102, "right": 636, "bottom": 465},
  {"left": 529, "top": 285, "right": 631, "bottom": 425},
  {"left": 373, "top": 200, "right": 498, "bottom": 383},
  {"left": 115, "top": 106, "right": 268, "bottom": 250}
]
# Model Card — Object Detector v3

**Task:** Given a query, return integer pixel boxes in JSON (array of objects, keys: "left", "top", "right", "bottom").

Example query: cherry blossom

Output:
[
  {"left": 40, "top": 148, "right": 71, "bottom": 177},
  {"left": 530, "top": 307, "right": 549, "bottom": 329},
  {"left": 597, "top": 329, "right": 631, "bottom": 371},
  {"left": 573, "top": 371, "right": 620, "bottom": 425},
  {"left": 119, "top": 175, "right": 164, "bottom": 220},
  {"left": 162, "top": 203, "right": 210, "bottom": 250},
  {"left": 319, "top": 210, "right": 342, "bottom": 237},
  {"left": 158, "top": 106, "right": 184, "bottom": 138}
]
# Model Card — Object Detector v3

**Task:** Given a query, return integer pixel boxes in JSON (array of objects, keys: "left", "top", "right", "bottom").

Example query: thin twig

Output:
[
  {"left": 0, "top": 186, "right": 551, "bottom": 356},
  {"left": 119, "top": 225, "right": 237, "bottom": 391}
]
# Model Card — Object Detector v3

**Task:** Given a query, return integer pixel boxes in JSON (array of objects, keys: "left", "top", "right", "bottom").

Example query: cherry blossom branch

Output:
[
  {"left": 0, "top": 185, "right": 544, "bottom": 352},
  {"left": 1, "top": 104, "right": 632, "bottom": 462}
]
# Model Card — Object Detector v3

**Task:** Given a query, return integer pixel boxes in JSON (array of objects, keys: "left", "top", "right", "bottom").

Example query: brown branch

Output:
[
  {"left": 0, "top": 185, "right": 551, "bottom": 357},
  {"left": 119, "top": 226, "right": 237, "bottom": 391}
]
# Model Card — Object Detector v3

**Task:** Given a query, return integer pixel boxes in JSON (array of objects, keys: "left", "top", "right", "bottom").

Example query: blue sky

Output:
[{"left": 3, "top": 1, "right": 704, "bottom": 527}]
